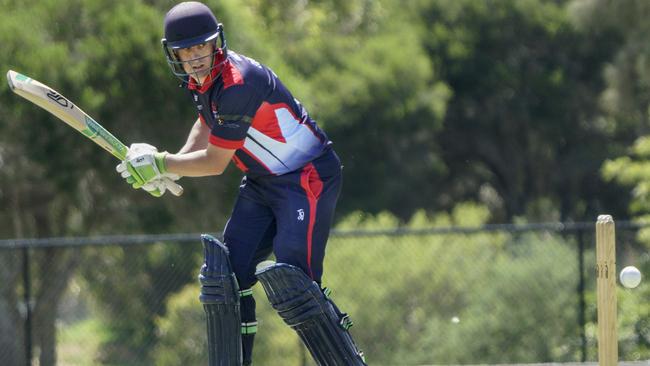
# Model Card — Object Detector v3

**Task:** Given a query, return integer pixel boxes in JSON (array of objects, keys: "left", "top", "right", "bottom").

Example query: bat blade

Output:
[
  {"left": 7, "top": 70, "right": 128, "bottom": 160},
  {"left": 6, "top": 70, "right": 183, "bottom": 196}
]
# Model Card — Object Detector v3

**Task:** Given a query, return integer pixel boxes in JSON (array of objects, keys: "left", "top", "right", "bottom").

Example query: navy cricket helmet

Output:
[{"left": 161, "top": 2, "right": 227, "bottom": 80}]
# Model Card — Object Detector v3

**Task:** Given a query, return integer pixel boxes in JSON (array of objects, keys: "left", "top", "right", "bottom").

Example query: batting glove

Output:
[
  {"left": 116, "top": 143, "right": 179, "bottom": 197},
  {"left": 130, "top": 152, "right": 166, "bottom": 184}
]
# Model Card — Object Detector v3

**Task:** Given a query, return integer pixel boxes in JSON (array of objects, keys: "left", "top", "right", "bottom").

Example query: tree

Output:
[
  {"left": 582, "top": 1, "right": 650, "bottom": 354},
  {"left": 415, "top": 0, "right": 623, "bottom": 221}
]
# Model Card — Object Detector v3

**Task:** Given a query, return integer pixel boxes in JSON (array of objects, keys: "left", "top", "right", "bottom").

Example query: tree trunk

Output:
[
  {"left": 33, "top": 247, "right": 81, "bottom": 366},
  {"left": 0, "top": 251, "right": 25, "bottom": 366},
  {"left": 0, "top": 176, "right": 27, "bottom": 365},
  {"left": 37, "top": 310, "right": 56, "bottom": 366}
]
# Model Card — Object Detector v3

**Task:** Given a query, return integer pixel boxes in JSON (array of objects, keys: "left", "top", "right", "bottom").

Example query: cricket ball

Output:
[{"left": 619, "top": 266, "right": 642, "bottom": 289}]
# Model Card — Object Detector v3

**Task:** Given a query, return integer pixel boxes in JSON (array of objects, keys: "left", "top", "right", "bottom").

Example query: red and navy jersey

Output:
[{"left": 188, "top": 50, "right": 333, "bottom": 178}]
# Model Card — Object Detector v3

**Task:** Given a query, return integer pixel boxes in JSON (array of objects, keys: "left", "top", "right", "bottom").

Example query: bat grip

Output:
[{"left": 163, "top": 178, "right": 184, "bottom": 196}]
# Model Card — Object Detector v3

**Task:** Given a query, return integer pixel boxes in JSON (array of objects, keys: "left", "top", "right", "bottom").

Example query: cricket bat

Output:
[{"left": 6, "top": 70, "right": 183, "bottom": 196}]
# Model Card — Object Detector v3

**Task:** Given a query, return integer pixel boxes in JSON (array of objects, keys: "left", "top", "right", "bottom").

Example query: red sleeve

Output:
[
  {"left": 198, "top": 113, "right": 209, "bottom": 126},
  {"left": 209, "top": 134, "right": 245, "bottom": 149}
]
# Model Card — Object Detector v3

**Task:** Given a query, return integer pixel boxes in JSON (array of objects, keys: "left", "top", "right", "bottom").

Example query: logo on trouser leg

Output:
[{"left": 297, "top": 209, "right": 305, "bottom": 221}]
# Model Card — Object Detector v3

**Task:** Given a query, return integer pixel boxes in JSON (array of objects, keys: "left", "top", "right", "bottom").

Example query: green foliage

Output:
[
  {"left": 328, "top": 204, "right": 583, "bottom": 364},
  {"left": 152, "top": 285, "right": 206, "bottom": 366},
  {"left": 416, "top": 0, "right": 624, "bottom": 221},
  {"left": 78, "top": 242, "right": 200, "bottom": 363},
  {"left": 600, "top": 135, "right": 650, "bottom": 361},
  {"left": 570, "top": 0, "right": 650, "bottom": 135},
  {"left": 152, "top": 204, "right": 588, "bottom": 364},
  {"left": 603, "top": 137, "right": 650, "bottom": 217},
  {"left": 57, "top": 318, "right": 109, "bottom": 366},
  {"left": 617, "top": 283, "right": 650, "bottom": 360},
  {"left": 406, "top": 237, "right": 579, "bottom": 364}
]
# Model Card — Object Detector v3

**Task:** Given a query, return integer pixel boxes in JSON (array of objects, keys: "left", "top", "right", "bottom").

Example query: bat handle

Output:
[{"left": 163, "top": 178, "right": 184, "bottom": 196}]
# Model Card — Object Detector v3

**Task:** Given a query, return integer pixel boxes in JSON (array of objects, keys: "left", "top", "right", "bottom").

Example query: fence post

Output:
[{"left": 22, "top": 247, "right": 32, "bottom": 366}]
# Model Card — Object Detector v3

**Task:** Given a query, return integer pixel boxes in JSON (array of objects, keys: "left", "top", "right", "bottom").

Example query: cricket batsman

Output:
[{"left": 116, "top": 2, "right": 367, "bottom": 365}]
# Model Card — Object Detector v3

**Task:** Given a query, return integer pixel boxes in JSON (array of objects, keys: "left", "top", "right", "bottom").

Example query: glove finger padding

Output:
[
  {"left": 163, "top": 172, "right": 181, "bottom": 181},
  {"left": 145, "top": 187, "right": 164, "bottom": 197},
  {"left": 116, "top": 161, "right": 127, "bottom": 174},
  {"left": 117, "top": 161, "right": 136, "bottom": 185},
  {"left": 142, "top": 180, "right": 166, "bottom": 197}
]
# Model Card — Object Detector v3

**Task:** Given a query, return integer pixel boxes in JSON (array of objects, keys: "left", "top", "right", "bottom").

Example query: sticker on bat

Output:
[{"left": 46, "top": 90, "right": 73, "bottom": 109}]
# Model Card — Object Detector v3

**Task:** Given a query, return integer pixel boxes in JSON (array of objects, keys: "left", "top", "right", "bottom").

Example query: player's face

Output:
[{"left": 177, "top": 42, "right": 215, "bottom": 83}]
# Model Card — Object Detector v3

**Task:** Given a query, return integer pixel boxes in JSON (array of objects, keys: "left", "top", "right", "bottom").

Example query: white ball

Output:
[{"left": 619, "top": 266, "right": 642, "bottom": 289}]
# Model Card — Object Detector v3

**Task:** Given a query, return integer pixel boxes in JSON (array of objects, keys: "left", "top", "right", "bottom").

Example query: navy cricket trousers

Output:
[{"left": 222, "top": 148, "right": 342, "bottom": 289}]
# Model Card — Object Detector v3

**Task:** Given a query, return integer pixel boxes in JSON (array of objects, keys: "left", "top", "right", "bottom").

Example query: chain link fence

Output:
[{"left": 0, "top": 222, "right": 649, "bottom": 366}]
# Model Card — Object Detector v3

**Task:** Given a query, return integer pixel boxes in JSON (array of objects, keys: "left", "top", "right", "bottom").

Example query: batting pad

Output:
[
  {"left": 255, "top": 262, "right": 366, "bottom": 366},
  {"left": 199, "top": 234, "right": 242, "bottom": 366}
]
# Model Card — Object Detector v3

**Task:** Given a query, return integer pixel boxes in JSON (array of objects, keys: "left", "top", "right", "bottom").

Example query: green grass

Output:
[{"left": 57, "top": 318, "right": 107, "bottom": 366}]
